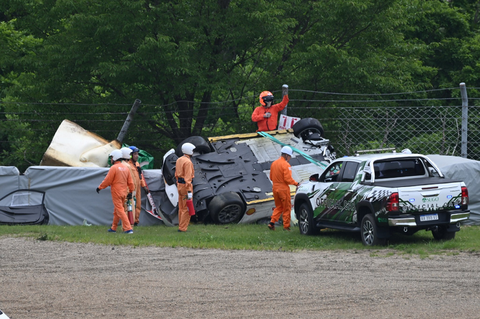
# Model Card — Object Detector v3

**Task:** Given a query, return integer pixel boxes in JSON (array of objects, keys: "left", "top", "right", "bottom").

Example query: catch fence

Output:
[
  {"left": 3, "top": 84, "right": 480, "bottom": 165},
  {"left": 316, "top": 105, "right": 479, "bottom": 159},
  {"left": 285, "top": 84, "right": 480, "bottom": 160}
]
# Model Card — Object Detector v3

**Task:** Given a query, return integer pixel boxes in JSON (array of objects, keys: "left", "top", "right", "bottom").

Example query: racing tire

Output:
[
  {"left": 360, "top": 214, "right": 387, "bottom": 246},
  {"left": 298, "top": 202, "right": 319, "bottom": 235},
  {"left": 208, "top": 192, "right": 246, "bottom": 224},
  {"left": 162, "top": 152, "right": 178, "bottom": 186},
  {"left": 292, "top": 118, "right": 324, "bottom": 140},
  {"left": 175, "top": 136, "right": 211, "bottom": 157},
  {"left": 432, "top": 226, "right": 456, "bottom": 241}
]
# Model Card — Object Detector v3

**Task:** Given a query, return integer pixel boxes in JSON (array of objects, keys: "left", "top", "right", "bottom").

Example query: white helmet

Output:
[
  {"left": 181, "top": 143, "right": 195, "bottom": 155},
  {"left": 401, "top": 148, "right": 412, "bottom": 154},
  {"left": 121, "top": 147, "right": 132, "bottom": 159},
  {"left": 281, "top": 146, "right": 293, "bottom": 156},
  {"left": 110, "top": 150, "right": 123, "bottom": 161}
]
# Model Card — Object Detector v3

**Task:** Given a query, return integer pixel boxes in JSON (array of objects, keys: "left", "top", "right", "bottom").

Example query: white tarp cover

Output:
[
  {"left": 427, "top": 155, "right": 480, "bottom": 225},
  {"left": 0, "top": 166, "right": 164, "bottom": 226}
]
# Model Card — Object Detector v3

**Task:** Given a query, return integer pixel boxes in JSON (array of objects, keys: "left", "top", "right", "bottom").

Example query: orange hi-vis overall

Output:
[
  {"left": 251, "top": 95, "right": 289, "bottom": 131},
  {"left": 122, "top": 160, "right": 137, "bottom": 222},
  {"left": 99, "top": 161, "right": 135, "bottom": 232},
  {"left": 269, "top": 156, "right": 298, "bottom": 229},
  {"left": 175, "top": 155, "right": 195, "bottom": 232},
  {"left": 128, "top": 159, "right": 146, "bottom": 224}
]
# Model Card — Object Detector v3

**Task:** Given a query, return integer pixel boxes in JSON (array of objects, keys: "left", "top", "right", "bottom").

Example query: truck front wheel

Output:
[{"left": 298, "top": 203, "right": 319, "bottom": 235}]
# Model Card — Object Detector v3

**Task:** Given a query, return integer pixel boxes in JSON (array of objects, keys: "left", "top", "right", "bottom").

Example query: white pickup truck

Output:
[{"left": 294, "top": 152, "right": 470, "bottom": 245}]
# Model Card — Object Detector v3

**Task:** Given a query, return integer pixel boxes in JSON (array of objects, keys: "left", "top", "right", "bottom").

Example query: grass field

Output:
[{"left": 1, "top": 223, "right": 479, "bottom": 256}]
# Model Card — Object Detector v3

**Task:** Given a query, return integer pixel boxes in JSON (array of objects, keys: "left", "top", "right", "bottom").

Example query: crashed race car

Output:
[{"left": 157, "top": 118, "right": 336, "bottom": 225}]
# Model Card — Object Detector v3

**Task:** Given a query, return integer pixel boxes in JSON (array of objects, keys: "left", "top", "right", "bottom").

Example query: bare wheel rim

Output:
[
  {"left": 217, "top": 204, "right": 242, "bottom": 224},
  {"left": 362, "top": 219, "right": 374, "bottom": 245},
  {"left": 299, "top": 208, "right": 309, "bottom": 233}
]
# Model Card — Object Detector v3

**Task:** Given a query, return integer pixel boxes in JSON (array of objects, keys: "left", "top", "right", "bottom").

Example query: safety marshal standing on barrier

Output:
[
  {"left": 251, "top": 86, "right": 289, "bottom": 132},
  {"left": 268, "top": 146, "right": 299, "bottom": 231},
  {"left": 175, "top": 143, "right": 195, "bottom": 232}
]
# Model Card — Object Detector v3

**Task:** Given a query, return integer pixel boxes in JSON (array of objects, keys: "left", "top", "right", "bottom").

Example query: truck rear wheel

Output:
[
  {"left": 432, "top": 226, "right": 456, "bottom": 240},
  {"left": 361, "top": 214, "right": 387, "bottom": 246}
]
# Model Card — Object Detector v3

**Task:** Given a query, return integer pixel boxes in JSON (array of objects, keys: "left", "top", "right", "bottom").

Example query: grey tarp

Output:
[
  {"left": 427, "top": 155, "right": 480, "bottom": 225},
  {"left": 0, "top": 167, "right": 20, "bottom": 195},
  {"left": 0, "top": 189, "right": 49, "bottom": 225},
  {"left": 1, "top": 157, "right": 479, "bottom": 225},
  {"left": 0, "top": 166, "right": 164, "bottom": 226}
]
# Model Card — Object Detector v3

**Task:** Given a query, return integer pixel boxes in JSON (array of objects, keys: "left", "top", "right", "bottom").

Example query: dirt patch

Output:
[{"left": 1, "top": 237, "right": 479, "bottom": 318}]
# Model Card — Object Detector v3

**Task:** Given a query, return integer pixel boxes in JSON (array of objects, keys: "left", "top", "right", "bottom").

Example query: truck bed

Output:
[{"left": 368, "top": 177, "right": 462, "bottom": 188}]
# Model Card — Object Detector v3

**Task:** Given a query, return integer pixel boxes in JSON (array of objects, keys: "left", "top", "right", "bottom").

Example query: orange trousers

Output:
[
  {"left": 112, "top": 194, "right": 132, "bottom": 232},
  {"left": 134, "top": 187, "right": 141, "bottom": 224},
  {"left": 177, "top": 188, "right": 190, "bottom": 231},
  {"left": 270, "top": 188, "right": 291, "bottom": 229}
]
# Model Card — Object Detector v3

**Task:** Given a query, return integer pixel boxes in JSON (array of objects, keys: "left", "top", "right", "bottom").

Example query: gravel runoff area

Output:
[{"left": 1, "top": 237, "right": 480, "bottom": 319}]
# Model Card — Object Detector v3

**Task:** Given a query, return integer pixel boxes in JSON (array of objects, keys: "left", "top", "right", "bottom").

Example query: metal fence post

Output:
[
  {"left": 460, "top": 83, "right": 468, "bottom": 158},
  {"left": 281, "top": 84, "right": 288, "bottom": 115}
]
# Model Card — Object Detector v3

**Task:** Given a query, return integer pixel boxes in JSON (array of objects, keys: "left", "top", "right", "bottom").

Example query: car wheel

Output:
[
  {"left": 292, "top": 118, "right": 324, "bottom": 140},
  {"left": 361, "top": 214, "right": 386, "bottom": 246},
  {"left": 432, "top": 226, "right": 456, "bottom": 240},
  {"left": 208, "top": 192, "right": 246, "bottom": 224},
  {"left": 175, "top": 136, "right": 211, "bottom": 157},
  {"left": 298, "top": 203, "right": 319, "bottom": 235},
  {"left": 162, "top": 152, "right": 178, "bottom": 186}
]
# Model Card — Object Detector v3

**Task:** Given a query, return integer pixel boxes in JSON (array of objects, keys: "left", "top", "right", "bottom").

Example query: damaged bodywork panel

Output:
[
  {"left": 159, "top": 118, "right": 336, "bottom": 225},
  {"left": 40, "top": 119, "right": 121, "bottom": 167}
]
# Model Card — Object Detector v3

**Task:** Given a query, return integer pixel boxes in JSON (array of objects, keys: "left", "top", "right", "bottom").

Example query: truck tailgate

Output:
[{"left": 398, "top": 182, "right": 463, "bottom": 212}]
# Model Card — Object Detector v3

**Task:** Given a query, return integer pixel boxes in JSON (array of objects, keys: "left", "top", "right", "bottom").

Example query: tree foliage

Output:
[{"left": 1, "top": 0, "right": 480, "bottom": 170}]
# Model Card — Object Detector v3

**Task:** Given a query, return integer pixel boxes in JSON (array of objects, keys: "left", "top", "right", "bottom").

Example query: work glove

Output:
[
  {"left": 96, "top": 187, "right": 100, "bottom": 194},
  {"left": 264, "top": 112, "right": 271, "bottom": 118},
  {"left": 143, "top": 187, "right": 150, "bottom": 194},
  {"left": 295, "top": 180, "right": 302, "bottom": 191},
  {"left": 187, "top": 192, "right": 192, "bottom": 200},
  {"left": 126, "top": 193, "right": 133, "bottom": 200}
]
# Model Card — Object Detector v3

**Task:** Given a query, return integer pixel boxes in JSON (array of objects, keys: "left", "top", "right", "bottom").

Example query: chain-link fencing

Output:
[
  {"left": 3, "top": 85, "right": 480, "bottom": 168},
  {"left": 316, "top": 105, "right": 479, "bottom": 159},
  {"left": 285, "top": 85, "right": 480, "bottom": 161}
]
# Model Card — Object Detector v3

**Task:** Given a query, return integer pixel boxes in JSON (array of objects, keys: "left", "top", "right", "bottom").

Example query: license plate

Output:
[{"left": 420, "top": 214, "right": 439, "bottom": 222}]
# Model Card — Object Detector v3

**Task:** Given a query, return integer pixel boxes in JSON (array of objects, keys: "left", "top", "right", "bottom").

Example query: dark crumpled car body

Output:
[{"left": 158, "top": 118, "right": 335, "bottom": 226}]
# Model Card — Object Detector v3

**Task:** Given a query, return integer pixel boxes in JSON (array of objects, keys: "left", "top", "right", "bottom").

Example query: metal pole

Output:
[
  {"left": 280, "top": 84, "right": 288, "bottom": 115},
  {"left": 116, "top": 99, "right": 141, "bottom": 143},
  {"left": 460, "top": 83, "right": 468, "bottom": 158}
]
